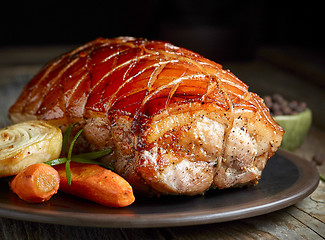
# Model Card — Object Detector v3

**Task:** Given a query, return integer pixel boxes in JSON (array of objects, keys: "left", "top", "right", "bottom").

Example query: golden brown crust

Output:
[
  {"left": 9, "top": 37, "right": 282, "bottom": 134},
  {"left": 8, "top": 37, "right": 284, "bottom": 195}
]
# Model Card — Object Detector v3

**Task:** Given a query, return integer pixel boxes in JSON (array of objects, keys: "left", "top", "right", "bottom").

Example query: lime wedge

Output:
[{"left": 273, "top": 108, "right": 312, "bottom": 151}]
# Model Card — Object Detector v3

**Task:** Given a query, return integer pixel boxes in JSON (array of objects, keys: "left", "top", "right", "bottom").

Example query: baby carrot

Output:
[
  {"left": 54, "top": 162, "right": 135, "bottom": 207},
  {"left": 10, "top": 163, "right": 60, "bottom": 203}
]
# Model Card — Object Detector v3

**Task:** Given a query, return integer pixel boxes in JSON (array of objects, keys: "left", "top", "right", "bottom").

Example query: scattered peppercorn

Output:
[{"left": 263, "top": 94, "right": 307, "bottom": 116}]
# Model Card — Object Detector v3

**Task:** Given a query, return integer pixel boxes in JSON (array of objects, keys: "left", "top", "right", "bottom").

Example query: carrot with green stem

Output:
[{"left": 10, "top": 163, "right": 60, "bottom": 203}]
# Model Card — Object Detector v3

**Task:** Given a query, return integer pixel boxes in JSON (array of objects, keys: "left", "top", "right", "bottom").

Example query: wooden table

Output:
[{"left": 0, "top": 46, "right": 324, "bottom": 239}]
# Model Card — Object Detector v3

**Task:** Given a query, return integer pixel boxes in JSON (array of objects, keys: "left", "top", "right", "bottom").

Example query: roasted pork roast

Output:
[{"left": 9, "top": 37, "right": 284, "bottom": 196}]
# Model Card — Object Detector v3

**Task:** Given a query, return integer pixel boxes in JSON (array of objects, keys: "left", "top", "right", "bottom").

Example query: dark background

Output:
[{"left": 0, "top": 0, "right": 324, "bottom": 62}]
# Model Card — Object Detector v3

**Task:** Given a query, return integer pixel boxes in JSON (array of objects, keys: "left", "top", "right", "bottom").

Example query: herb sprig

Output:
[{"left": 45, "top": 123, "right": 113, "bottom": 185}]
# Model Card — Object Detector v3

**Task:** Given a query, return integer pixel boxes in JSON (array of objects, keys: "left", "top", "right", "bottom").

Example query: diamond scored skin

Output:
[{"left": 9, "top": 37, "right": 284, "bottom": 196}]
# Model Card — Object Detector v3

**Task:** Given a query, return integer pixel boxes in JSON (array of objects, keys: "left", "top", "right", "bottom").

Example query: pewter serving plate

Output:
[
  {"left": 0, "top": 75, "right": 320, "bottom": 228},
  {"left": 0, "top": 149, "right": 319, "bottom": 228}
]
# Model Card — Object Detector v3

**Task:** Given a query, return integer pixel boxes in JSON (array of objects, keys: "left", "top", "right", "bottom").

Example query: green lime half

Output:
[{"left": 273, "top": 108, "right": 312, "bottom": 151}]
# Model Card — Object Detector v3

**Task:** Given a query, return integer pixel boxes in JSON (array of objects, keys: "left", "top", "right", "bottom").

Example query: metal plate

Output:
[{"left": 0, "top": 149, "right": 319, "bottom": 228}]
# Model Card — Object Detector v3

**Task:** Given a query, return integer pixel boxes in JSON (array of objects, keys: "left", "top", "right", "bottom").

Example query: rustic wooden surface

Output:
[{"left": 0, "top": 46, "right": 324, "bottom": 240}]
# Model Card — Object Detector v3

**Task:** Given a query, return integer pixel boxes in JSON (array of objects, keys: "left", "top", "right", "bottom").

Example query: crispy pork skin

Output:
[{"left": 9, "top": 37, "right": 284, "bottom": 196}]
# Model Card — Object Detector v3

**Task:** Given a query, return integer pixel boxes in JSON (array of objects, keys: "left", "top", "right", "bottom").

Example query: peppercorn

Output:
[{"left": 263, "top": 94, "right": 307, "bottom": 116}]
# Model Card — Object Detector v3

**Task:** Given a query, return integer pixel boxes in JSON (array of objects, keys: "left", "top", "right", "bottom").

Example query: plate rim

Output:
[{"left": 0, "top": 149, "right": 319, "bottom": 228}]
